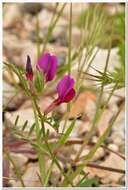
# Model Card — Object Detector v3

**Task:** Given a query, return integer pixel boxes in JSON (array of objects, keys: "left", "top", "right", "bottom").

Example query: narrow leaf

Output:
[
  {"left": 21, "top": 120, "right": 28, "bottom": 131},
  {"left": 28, "top": 123, "right": 35, "bottom": 136},
  {"left": 14, "top": 115, "right": 19, "bottom": 126},
  {"left": 58, "top": 119, "right": 76, "bottom": 145}
]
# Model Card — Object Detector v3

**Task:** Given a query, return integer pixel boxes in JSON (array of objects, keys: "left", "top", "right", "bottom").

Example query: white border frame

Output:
[
  {"left": 125, "top": 1, "right": 128, "bottom": 189},
  {"left": 1, "top": 1, "right": 127, "bottom": 190},
  {"left": 1, "top": 0, "right": 127, "bottom": 3},
  {"left": 0, "top": 1, "right": 3, "bottom": 190}
]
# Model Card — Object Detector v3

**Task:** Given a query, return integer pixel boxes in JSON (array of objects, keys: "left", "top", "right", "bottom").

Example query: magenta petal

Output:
[
  {"left": 44, "top": 75, "right": 75, "bottom": 114},
  {"left": 37, "top": 53, "right": 58, "bottom": 81},
  {"left": 45, "top": 55, "right": 58, "bottom": 81},
  {"left": 56, "top": 75, "right": 75, "bottom": 101},
  {"left": 37, "top": 53, "right": 50, "bottom": 73},
  {"left": 63, "top": 88, "right": 75, "bottom": 103}
]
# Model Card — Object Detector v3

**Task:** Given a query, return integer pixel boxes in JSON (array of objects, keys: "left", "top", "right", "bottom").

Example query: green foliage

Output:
[
  {"left": 77, "top": 5, "right": 125, "bottom": 49},
  {"left": 3, "top": 3, "right": 125, "bottom": 187},
  {"left": 34, "top": 70, "right": 44, "bottom": 94},
  {"left": 118, "top": 40, "right": 125, "bottom": 67},
  {"left": 116, "top": 12, "right": 125, "bottom": 85},
  {"left": 113, "top": 12, "right": 125, "bottom": 40},
  {"left": 84, "top": 66, "right": 124, "bottom": 89},
  {"left": 4, "top": 62, "right": 30, "bottom": 96},
  {"left": 44, "top": 116, "right": 60, "bottom": 133},
  {"left": 77, "top": 4, "right": 107, "bottom": 29},
  {"left": 78, "top": 177, "right": 99, "bottom": 187},
  {"left": 58, "top": 119, "right": 76, "bottom": 146},
  {"left": 76, "top": 5, "right": 110, "bottom": 48}
]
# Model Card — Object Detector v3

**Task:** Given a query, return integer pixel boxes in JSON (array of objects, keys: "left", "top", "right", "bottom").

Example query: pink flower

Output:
[
  {"left": 26, "top": 55, "right": 33, "bottom": 81},
  {"left": 37, "top": 52, "right": 58, "bottom": 82},
  {"left": 44, "top": 75, "right": 75, "bottom": 115}
]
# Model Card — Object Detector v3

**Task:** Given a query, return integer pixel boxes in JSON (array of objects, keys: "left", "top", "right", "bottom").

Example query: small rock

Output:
[
  {"left": 86, "top": 152, "right": 125, "bottom": 183},
  {"left": 78, "top": 147, "right": 90, "bottom": 158},
  {"left": 5, "top": 107, "right": 56, "bottom": 134},
  {"left": 3, "top": 33, "right": 23, "bottom": 59},
  {"left": 3, "top": 82, "right": 26, "bottom": 110},
  {"left": 3, "top": 155, "right": 9, "bottom": 187},
  {"left": 108, "top": 144, "right": 119, "bottom": 152},
  {"left": 98, "top": 109, "right": 113, "bottom": 136},
  {"left": 59, "top": 120, "right": 83, "bottom": 137},
  {"left": 78, "top": 121, "right": 91, "bottom": 137},
  {"left": 85, "top": 98, "right": 96, "bottom": 120},
  {"left": 71, "top": 27, "right": 81, "bottom": 47},
  {"left": 38, "top": 9, "right": 53, "bottom": 27},
  {"left": 68, "top": 91, "right": 96, "bottom": 119},
  {"left": 91, "top": 147, "right": 105, "bottom": 161},
  {"left": 47, "top": 160, "right": 62, "bottom": 186},
  {"left": 51, "top": 29, "right": 68, "bottom": 46},
  {"left": 3, "top": 4, "right": 22, "bottom": 28},
  {"left": 10, "top": 153, "right": 28, "bottom": 168},
  {"left": 12, "top": 163, "right": 41, "bottom": 187},
  {"left": 3, "top": 34, "right": 36, "bottom": 67},
  {"left": 73, "top": 47, "right": 120, "bottom": 76},
  {"left": 5, "top": 108, "right": 35, "bottom": 130},
  {"left": 103, "top": 88, "right": 125, "bottom": 108},
  {"left": 38, "top": 9, "right": 67, "bottom": 29},
  {"left": 50, "top": 3, "right": 89, "bottom": 21},
  {"left": 90, "top": 47, "right": 120, "bottom": 73},
  {"left": 92, "top": 136, "right": 98, "bottom": 143},
  {"left": 113, "top": 136, "right": 123, "bottom": 146},
  {"left": 21, "top": 3, "right": 43, "bottom": 15},
  {"left": 109, "top": 108, "right": 125, "bottom": 148},
  {"left": 3, "top": 69, "right": 19, "bottom": 85}
]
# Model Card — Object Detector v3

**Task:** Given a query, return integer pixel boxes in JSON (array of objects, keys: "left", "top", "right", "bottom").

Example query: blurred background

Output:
[{"left": 3, "top": 3, "right": 125, "bottom": 187}]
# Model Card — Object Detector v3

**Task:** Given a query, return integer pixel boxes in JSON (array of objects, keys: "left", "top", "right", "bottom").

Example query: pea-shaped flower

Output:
[
  {"left": 26, "top": 55, "right": 33, "bottom": 81},
  {"left": 44, "top": 75, "right": 75, "bottom": 115},
  {"left": 37, "top": 52, "right": 58, "bottom": 82}
]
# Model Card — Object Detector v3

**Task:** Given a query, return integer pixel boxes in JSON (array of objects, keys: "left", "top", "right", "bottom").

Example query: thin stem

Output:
[
  {"left": 68, "top": 3, "right": 72, "bottom": 75},
  {"left": 44, "top": 161, "right": 54, "bottom": 186},
  {"left": 42, "top": 3, "right": 66, "bottom": 54},
  {"left": 31, "top": 96, "right": 46, "bottom": 185},
  {"left": 84, "top": 162, "right": 125, "bottom": 174},
  {"left": 32, "top": 97, "right": 74, "bottom": 186},
  {"left": 62, "top": 101, "right": 124, "bottom": 186},
  {"left": 36, "top": 14, "right": 41, "bottom": 60},
  {"left": 74, "top": 46, "right": 111, "bottom": 162},
  {"left": 66, "top": 3, "right": 72, "bottom": 115},
  {"left": 83, "top": 101, "right": 124, "bottom": 162},
  {"left": 4, "top": 151, "right": 25, "bottom": 187}
]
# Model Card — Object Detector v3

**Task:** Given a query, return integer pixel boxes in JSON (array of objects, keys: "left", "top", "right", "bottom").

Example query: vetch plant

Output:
[
  {"left": 3, "top": 3, "right": 125, "bottom": 187},
  {"left": 25, "top": 52, "right": 75, "bottom": 115},
  {"left": 37, "top": 52, "right": 58, "bottom": 82},
  {"left": 44, "top": 75, "right": 75, "bottom": 115},
  {"left": 25, "top": 52, "right": 58, "bottom": 95}
]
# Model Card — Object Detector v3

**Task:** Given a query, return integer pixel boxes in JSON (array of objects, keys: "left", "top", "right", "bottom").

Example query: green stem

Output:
[
  {"left": 42, "top": 3, "right": 66, "bottom": 54},
  {"left": 4, "top": 151, "right": 25, "bottom": 187},
  {"left": 36, "top": 14, "right": 41, "bottom": 60},
  {"left": 64, "top": 3, "right": 73, "bottom": 126},
  {"left": 68, "top": 3, "right": 72, "bottom": 75},
  {"left": 32, "top": 97, "right": 74, "bottom": 186},
  {"left": 31, "top": 96, "right": 46, "bottom": 185},
  {"left": 74, "top": 45, "right": 111, "bottom": 162},
  {"left": 44, "top": 161, "right": 54, "bottom": 186},
  {"left": 62, "top": 101, "right": 124, "bottom": 186}
]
